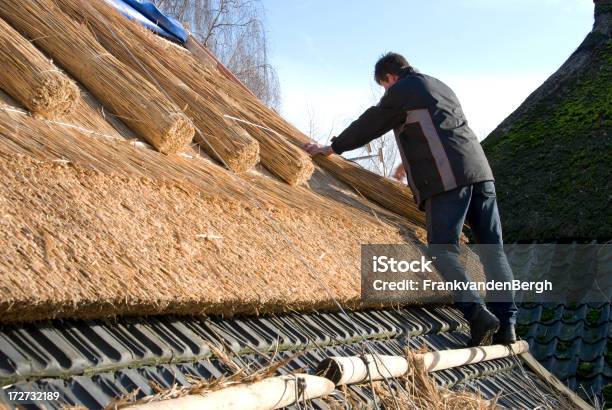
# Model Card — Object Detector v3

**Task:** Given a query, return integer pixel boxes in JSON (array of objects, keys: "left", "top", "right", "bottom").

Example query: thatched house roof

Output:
[
  {"left": 482, "top": 0, "right": 611, "bottom": 242},
  {"left": 0, "top": 0, "right": 442, "bottom": 324}
]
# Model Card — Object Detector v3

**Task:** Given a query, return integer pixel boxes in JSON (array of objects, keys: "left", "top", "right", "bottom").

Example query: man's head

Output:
[{"left": 374, "top": 52, "right": 413, "bottom": 90}]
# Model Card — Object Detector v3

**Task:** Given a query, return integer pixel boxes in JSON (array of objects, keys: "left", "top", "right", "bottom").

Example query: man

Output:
[{"left": 303, "top": 52, "right": 517, "bottom": 346}]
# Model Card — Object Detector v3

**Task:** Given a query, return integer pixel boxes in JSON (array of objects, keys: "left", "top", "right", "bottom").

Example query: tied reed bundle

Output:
[
  {"left": 73, "top": 0, "right": 313, "bottom": 185},
  {"left": 164, "top": 45, "right": 315, "bottom": 186},
  {"left": 205, "top": 64, "right": 425, "bottom": 225},
  {"left": 156, "top": 31, "right": 423, "bottom": 220},
  {"left": 0, "top": 0, "right": 194, "bottom": 154},
  {"left": 0, "top": 17, "right": 78, "bottom": 119},
  {"left": 55, "top": 0, "right": 259, "bottom": 173}
]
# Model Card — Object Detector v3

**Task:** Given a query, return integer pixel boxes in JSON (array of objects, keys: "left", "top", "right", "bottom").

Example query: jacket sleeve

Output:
[{"left": 330, "top": 86, "right": 406, "bottom": 155}]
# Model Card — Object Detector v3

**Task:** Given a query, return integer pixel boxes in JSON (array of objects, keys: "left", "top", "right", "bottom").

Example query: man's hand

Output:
[
  {"left": 393, "top": 164, "right": 406, "bottom": 180},
  {"left": 302, "top": 142, "right": 334, "bottom": 157}
]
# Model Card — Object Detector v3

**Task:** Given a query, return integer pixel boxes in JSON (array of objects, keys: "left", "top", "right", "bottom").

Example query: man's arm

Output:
[
  {"left": 330, "top": 88, "right": 406, "bottom": 155},
  {"left": 302, "top": 86, "right": 406, "bottom": 157}
]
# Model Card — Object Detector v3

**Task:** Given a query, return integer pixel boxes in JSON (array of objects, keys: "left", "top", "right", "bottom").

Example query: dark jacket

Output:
[{"left": 330, "top": 68, "right": 494, "bottom": 210}]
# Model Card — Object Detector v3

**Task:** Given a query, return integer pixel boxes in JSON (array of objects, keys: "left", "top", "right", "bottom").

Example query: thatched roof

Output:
[
  {"left": 0, "top": 0, "right": 488, "bottom": 323},
  {"left": 482, "top": 1, "right": 611, "bottom": 242}
]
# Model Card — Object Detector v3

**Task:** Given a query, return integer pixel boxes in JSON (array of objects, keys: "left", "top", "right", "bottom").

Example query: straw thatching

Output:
[
  {"left": 0, "top": 0, "right": 194, "bottom": 154},
  {"left": 0, "top": 17, "right": 78, "bottom": 119},
  {"left": 56, "top": 0, "right": 259, "bottom": 173},
  {"left": 179, "top": 38, "right": 425, "bottom": 223},
  {"left": 68, "top": 0, "right": 313, "bottom": 184},
  {"left": 0, "top": 103, "right": 452, "bottom": 323},
  {"left": 0, "top": 0, "right": 476, "bottom": 323},
  {"left": 66, "top": 88, "right": 133, "bottom": 139},
  {"left": 239, "top": 93, "right": 425, "bottom": 225}
]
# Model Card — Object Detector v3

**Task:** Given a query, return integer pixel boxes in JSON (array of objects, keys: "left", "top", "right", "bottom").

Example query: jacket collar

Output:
[{"left": 399, "top": 66, "right": 417, "bottom": 79}]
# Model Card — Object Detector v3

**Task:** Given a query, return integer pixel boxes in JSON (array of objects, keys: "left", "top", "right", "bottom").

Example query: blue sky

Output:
[{"left": 263, "top": 0, "right": 594, "bottom": 143}]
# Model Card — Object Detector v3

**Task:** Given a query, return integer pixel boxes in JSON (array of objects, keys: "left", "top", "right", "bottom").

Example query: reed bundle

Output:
[
  {"left": 0, "top": 17, "right": 78, "bottom": 119},
  {"left": 161, "top": 49, "right": 314, "bottom": 185},
  {"left": 0, "top": 0, "right": 194, "bottom": 154},
  {"left": 66, "top": 89, "right": 131, "bottom": 139},
  {"left": 74, "top": 0, "right": 312, "bottom": 184},
  {"left": 183, "top": 37, "right": 425, "bottom": 223},
  {"left": 238, "top": 88, "right": 424, "bottom": 224},
  {"left": 171, "top": 50, "right": 314, "bottom": 185},
  {"left": 56, "top": 0, "right": 259, "bottom": 173},
  {"left": 0, "top": 87, "right": 128, "bottom": 145}
]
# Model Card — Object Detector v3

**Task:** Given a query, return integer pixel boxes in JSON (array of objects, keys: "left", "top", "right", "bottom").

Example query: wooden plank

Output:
[{"left": 520, "top": 352, "right": 593, "bottom": 410}]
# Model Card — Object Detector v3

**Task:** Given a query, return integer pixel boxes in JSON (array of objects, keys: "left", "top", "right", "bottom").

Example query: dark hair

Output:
[{"left": 374, "top": 52, "right": 413, "bottom": 84}]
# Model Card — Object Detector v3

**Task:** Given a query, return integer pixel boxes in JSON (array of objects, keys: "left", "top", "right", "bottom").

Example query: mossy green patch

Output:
[
  {"left": 516, "top": 323, "right": 530, "bottom": 337},
  {"left": 586, "top": 308, "right": 603, "bottom": 326},
  {"left": 595, "top": 3, "right": 612, "bottom": 15},
  {"left": 577, "top": 360, "right": 595, "bottom": 377},
  {"left": 540, "top": 307, "right": 556, "bottom": 322},
  {"left": 562, "top": 310, "right": 575, "bottom": 321},
  {"left": 556, "top": 339, "right": 572, "bottom": 352},
  {"left": 483, "top": 35, "right": 612, "bottom": 242},
  {"left": 603, "top": 384, "right": 612, "bottom": 407}
]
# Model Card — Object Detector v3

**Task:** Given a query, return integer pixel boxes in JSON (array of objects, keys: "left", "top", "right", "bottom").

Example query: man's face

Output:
[{"left": 380, "top": 74, "right": 399, "bottom": 90}]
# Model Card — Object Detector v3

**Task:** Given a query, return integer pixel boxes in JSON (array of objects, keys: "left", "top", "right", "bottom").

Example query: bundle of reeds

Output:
[
  {"left": 73, "top": 0, "right": 312, "bottom": 184},
  {"left": 54, "top": 0, "right": 259, "bottom": 173},
  {"left": 185, "top": 35, "right": 257, "bottom": 99},
  {"left": 0, "top": 18, "right": 78, "bottom": 119},
  {"left": 228, "top": 80, "right": 425, "bottom": 225},
  {"left": 184, "top": 37, "right": 425, "bottom": 224},
  {"left": 0, "top": 0, "right": 194, "bottom": 154},
  {"left": 163, "top": 50, "right": 314, "bottom": 185},
  {"left": 66, "top": 88, "right": 132, "bottom": 139}
]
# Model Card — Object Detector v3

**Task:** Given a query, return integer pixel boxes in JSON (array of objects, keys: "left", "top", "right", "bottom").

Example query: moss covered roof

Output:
[{"left": 482, "top": 9, "right": 611, "bottom": 242}]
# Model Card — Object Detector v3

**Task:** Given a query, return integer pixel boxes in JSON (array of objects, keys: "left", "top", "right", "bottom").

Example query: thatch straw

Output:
[
  {"left": 56, "top": 0, "right": 259, "bottom": 173},
  {"left": 0, "top": 106, "right": 449, "bottom": 323},
  {"left": 66, "top": 87, "right": 133, "bottom": 139},
  {"left": 0, "top": 17, "right": 78, "bottom": 119},
  {"left": 164, "top": 52, "right": 314, "bottom": 185},
  {"left": 223, "top": 76, "right": 424, "bottom": 225},
  {"left": 173, "top": 56, "right": 314, "bottom": 185},
  {"left": 74, "top": 0, "right": 312, "bottom": 184},
  {"left": 0, "top": 72, "right": 127, "bottom": 141},
  {"left": 180, "top": 36, "right": 424, "bottom": 222},
  {"left": 0, "top": 0, "right": 194, "bottom": 154}
]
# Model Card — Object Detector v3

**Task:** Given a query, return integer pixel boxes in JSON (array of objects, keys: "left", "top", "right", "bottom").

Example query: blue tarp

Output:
[{"left": 105, "top": 0, "right": 188, "bottom": 44}]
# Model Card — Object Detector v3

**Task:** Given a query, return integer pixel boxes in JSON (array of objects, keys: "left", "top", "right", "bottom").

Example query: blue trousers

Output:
[{"left": 425, "top": 180, "right": 517, "bottom": 325}]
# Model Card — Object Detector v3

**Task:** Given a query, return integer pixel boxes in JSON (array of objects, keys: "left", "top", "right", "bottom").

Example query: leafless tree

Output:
[
  {"left": 156, "top": 0, "right": 280, "bottom": 108},
  {"left": 347, "top": 85, "right": 402, "bottom": 179},
  {"left": 360, "top": 132, "right": 399, "bottom": 178}
]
